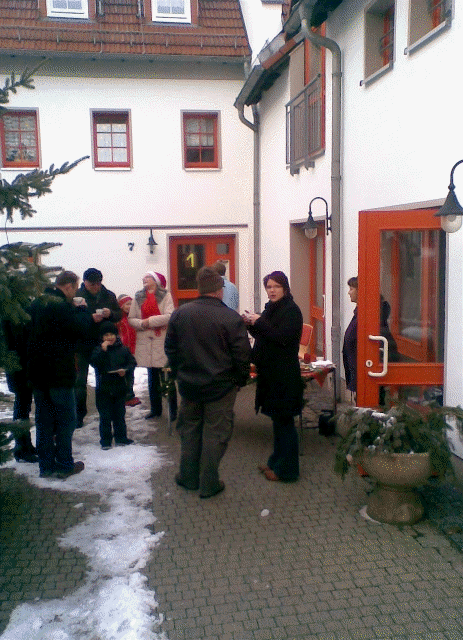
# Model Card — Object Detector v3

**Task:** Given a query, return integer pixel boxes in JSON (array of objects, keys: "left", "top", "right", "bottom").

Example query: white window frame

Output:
[
  {"left": 151, "top": 0, "right": 191, "bottom": 23},
  {"left": 46, "top": 0, "right": 89, "bottom": 19}
]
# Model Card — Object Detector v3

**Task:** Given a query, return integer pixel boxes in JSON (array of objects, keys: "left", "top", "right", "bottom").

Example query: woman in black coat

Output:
[{"left": 245, "top": 271, "right": 303, "bottom": 482}]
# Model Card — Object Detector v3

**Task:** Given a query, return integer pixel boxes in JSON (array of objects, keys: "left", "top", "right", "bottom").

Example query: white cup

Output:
[
  {"left": 73, "top": 297, "right": 84, "bottom": 306},
  {"left": 316, "top": 356, "right": 323, "bottom": 362},
  {"left": 95, "top": 308, "right": 104, "bottom": 316}
]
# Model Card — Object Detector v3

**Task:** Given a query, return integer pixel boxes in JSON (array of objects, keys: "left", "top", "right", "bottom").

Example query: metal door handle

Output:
[{"left": 367, "top": 335, "right": 388, "bottom": 377}]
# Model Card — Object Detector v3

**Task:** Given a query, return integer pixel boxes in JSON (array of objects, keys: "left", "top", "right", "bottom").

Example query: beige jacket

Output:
[{"left": 128, "top": 289, "right": 174, "bottom": 368}]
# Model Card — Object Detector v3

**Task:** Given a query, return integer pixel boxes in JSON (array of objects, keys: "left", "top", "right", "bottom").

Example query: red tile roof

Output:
[{"left": 0, "top": 0, "right": 251, "bottom": 59}]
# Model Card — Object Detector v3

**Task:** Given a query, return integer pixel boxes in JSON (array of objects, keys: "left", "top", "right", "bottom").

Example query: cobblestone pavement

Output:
[{"left": 3, "top": 381, "right": 463, "bottom": 639}]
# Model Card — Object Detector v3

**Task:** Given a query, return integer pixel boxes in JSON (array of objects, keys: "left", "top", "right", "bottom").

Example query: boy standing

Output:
[{"left": 91, "top": 321, "right": 137, "bottom": 450}]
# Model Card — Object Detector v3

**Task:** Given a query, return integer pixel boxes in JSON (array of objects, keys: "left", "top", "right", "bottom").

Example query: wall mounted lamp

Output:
[
  {"left": 147, "top": 229, "right": 158, "bottom": 254},
  {"left": 303, "top": 197, "right": 332, "bottom": 239},
  {"left": 435, "top": 160, "right": 463, "bottom": 233}
]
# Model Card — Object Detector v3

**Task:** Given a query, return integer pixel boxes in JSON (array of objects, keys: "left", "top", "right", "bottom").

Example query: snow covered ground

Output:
[{"left": 0, "top": 369, "right": 170, "bottom": 640}]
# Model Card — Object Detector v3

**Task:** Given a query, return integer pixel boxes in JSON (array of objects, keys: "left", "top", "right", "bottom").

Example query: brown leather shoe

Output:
[
  {"left": 258, "top": 464, "right": 270, "bottom": 473},
  {"left": 263, "top": 467, "right": 280, "bottom": 482}
]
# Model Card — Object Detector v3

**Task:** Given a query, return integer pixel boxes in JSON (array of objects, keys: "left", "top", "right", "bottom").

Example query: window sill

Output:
[
  {"left": 46, "top": 14, "right": 89, "bottom": 20},
  {"left": 153, "top": 16, "right": 191, "bottom": 23},
  {"left": 93, "top": 166, "right": 132, "bottom": 171},
  {"left": 183, "top": 167, "right": 221, "bottom": 172},
  {"left": 404, "top": 18, "right": 451, "bottom": 56},
  {"left": 0, "top": 166, "right": 40, "bottom": 171},
  {"left": 360, "top": 61, "right": 393, "bottom": 87}
]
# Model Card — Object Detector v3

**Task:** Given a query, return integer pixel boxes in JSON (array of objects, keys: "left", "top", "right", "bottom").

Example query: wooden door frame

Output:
[
  {"left": 308, "top": 223, "right": 326, "bottom": 358},
  {"left": 357, "top": 208, "right": 443, "bottom": 407},
  {"left": 169, "top": 234, "right": 236, "bottom": 306}
]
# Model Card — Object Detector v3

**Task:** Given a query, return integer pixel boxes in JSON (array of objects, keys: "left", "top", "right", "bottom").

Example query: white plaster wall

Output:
[
  {"left": 0, "top": 56, "right": 254, "bottom": 311},
  {"left": 329, "top": 1, "right": 463, "bottom": 410},
  {"left": 244, "top": 0, "right": 463, "bottom": 407},
  {"left": 239, "top": 0, "right": 284, "bottom": 61},
  {"left": 11, "top": 226, "right": 251, "bottom": 308}
]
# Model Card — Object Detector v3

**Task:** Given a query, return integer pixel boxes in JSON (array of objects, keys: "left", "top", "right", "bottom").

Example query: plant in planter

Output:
[{"left": 334, "top": 403, "right": 463, "bottom": 524}]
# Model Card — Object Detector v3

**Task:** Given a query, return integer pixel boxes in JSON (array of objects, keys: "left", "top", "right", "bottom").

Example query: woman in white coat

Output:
[{"left": 128, "top": 272, "right": 177, "bottom": 420}]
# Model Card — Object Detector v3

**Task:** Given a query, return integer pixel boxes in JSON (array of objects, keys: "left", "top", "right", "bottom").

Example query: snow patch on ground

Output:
[{"left": 0, "top": 368, "right": 171, "bottom": 640}]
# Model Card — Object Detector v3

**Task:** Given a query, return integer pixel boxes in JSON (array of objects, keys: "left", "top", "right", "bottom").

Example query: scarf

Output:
[{"left": 141, "top": 291, "right": 163, "bottom": 336}]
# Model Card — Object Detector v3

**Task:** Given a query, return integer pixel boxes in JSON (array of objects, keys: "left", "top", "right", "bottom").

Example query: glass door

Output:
[
  {"left": 357, "top": 209, "right": 445, "bottom": 407},
  {"left": 169, "top": 235, "right": 236, "bottom": 306}
]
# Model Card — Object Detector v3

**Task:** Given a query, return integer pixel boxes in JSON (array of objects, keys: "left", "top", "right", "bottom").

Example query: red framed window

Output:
[
  {"left": 92, "top": 111, "right": 131, "bottom": 168},
  {"left": 381, "top": 6, "right": 394, "bottom": 66},
  {"left": 0, "top": 110, "right": 40, "bottom": 168},
  {"left": 182, "top": 112, "right": 219, "bottom": 169}
]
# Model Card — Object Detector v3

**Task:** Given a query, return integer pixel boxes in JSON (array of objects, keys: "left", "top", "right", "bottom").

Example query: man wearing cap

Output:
[
  {"left": 164, "top": 266, "right": 251, "bottom": 499},
  {"left": 75, "top": 268, "right": 122, "bottom": 428}
]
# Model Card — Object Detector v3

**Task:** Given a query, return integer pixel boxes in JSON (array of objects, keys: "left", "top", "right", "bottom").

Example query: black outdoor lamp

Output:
[
  {"left": 304, "top": 197, "right": 332, "bottom": 239},
  {"left": 147, "top": 229, "right": 158, "bottom": 253},
  {"left": 435, "top": 159, "right": 463, "bottom": 233}
]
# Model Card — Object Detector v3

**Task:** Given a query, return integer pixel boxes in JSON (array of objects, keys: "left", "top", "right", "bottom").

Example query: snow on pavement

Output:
[{"left": 0, "top": 369, "right": 171, "bottom": 640}]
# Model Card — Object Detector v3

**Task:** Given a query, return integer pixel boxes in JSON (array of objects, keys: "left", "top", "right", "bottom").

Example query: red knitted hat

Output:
[{"left": 118, "top": 294, "right": 132, "bottom": 308}]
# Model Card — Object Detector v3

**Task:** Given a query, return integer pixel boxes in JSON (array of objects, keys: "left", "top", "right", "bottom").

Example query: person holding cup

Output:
[
  {"left": 243, "top": 271, "right": 303, "bottom": 483},
  {"left": 74, "top": 268, "right": 122, "bottom": 429}
]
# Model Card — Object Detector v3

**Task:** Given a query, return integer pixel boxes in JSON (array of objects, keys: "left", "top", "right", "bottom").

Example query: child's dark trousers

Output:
[{"left": 96, "top": 389, "right": 128, "bottom": 446}]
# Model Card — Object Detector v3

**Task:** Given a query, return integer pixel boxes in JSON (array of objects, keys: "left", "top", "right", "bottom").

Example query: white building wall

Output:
[
  {"left": 0, "top": 57, "right": 254, "bottom": 307},
  {"left": 244, "top": 0, "right": 463, "bottom": 407},
  {"left": 329, "top": 1, "right": 463, "bottom": 408}
]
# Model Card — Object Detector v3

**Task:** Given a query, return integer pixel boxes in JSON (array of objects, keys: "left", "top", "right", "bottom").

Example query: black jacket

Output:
[
  {"left": 75, "top": 283, "right": 122, "bottom": 356},
  {"left": 248, "top": 295, "right": 303, "bottom": 417},
  {"left": 91, "top": 337, "right": 137, "bottom": 395},
  {"left": 342, "top": 307, "right": 357, "bottom": 393},
  {"left": 27, "top": 287, "right": 92, "bottom": 389},
  {"left": 165, "top": 296, "right": 251, "bottom": 402}
]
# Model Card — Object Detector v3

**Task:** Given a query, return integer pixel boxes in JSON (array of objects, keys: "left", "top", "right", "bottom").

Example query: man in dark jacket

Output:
[
  {"left": 27, "top": 271, "right": 92, "bottom": 478},
  {"left": 165, "top": 266, "right": 251, "bottom": 498},
  {"left": 75, "top": 268, "right": 122, "bottom": 428}
]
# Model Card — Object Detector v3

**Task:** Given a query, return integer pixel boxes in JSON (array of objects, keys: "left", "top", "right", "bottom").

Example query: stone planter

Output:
[{"left": 360, "top": 452, "right": 431, "bottom": 524}]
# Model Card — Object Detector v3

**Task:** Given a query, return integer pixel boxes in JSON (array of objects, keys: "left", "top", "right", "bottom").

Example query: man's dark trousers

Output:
[
  {"left": 34, "top": 387, "right": 77, "bottom": 476},
  {"left": 177, "top": 387, "right": 238, "bottom": 495}
]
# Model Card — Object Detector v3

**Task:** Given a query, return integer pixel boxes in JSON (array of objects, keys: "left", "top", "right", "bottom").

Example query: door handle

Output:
[{"left": 367, "top": 335, "right": 389, "bottom": 377}]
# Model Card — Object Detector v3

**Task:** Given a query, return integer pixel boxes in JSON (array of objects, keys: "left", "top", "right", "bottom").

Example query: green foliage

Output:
[
  {"left": 334, "top": 403, "right": 463, "bottom": 479},
  {"left": 0, "top": 65, "right": 89, "bottom": 464},
  {"left": 0, "top": 418, "right": 31, "bottom": 466},
  {"left": 0, "top": 157, "right": 89, "bottom": 221},
  {"left": 0, "top": 65, "right": 39, "bottom": 114}
]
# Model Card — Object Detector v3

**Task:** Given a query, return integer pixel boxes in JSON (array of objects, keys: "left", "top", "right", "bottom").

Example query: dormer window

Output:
[
  {"left": 46, "top": 0, "right": 89, "bottom": 19},
  {"left": 152, "top": 0, "right": 191, "bottom": 23}
]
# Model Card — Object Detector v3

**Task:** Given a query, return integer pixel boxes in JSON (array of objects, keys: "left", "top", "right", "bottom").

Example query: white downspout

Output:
[{"left": 299, "top": 7, "right": 342, "bottom": 398}]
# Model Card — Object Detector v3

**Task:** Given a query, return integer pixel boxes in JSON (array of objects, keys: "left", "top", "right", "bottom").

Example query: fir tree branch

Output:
[{"left": 0, "top": 156, "right": 89, "bottom": 221}]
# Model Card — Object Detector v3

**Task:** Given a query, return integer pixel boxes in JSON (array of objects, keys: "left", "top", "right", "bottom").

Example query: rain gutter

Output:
[
  {"left": 293, "top": 2, "right": 343, "bottom": 398},
  {"left": 235, "top": 69, "right": 261, "bottom": 312}
]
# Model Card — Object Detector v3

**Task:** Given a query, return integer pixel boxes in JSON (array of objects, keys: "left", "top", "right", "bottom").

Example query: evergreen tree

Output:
[{"left": 0, "top": 66, "right": 89, "bottom": 463}]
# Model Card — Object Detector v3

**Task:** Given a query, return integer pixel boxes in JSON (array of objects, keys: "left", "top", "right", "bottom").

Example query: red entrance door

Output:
[
  {"left": 357, "top": 209, "right": 445, "bottom": 407},
  {"left": 169, "top": 235, "right": 236, "bottom": 306}
]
